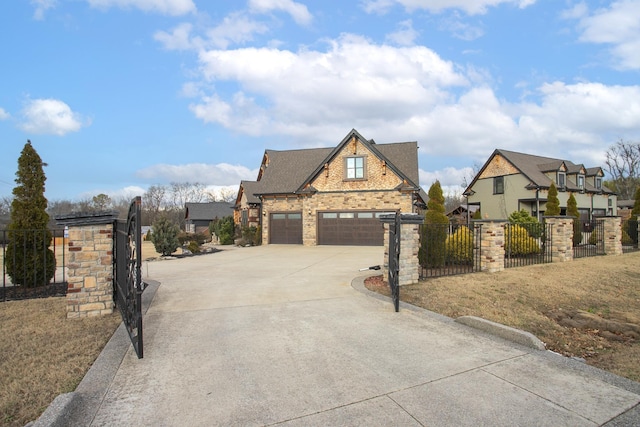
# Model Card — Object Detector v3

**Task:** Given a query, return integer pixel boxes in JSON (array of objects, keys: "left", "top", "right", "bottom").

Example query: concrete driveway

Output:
[{"left": 65, "top": 245, "right": 639, "bottom": 426}]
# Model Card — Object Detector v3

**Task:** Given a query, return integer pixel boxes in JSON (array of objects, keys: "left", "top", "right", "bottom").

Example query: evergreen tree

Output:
[
  {"left": 628, "top": 187, "right": 640, "bottom": 245},
  {"left": 632, "top": 187, "right": 640, "bottom": 216},
  {"left": 545, "top": 182, "right": 561, "bottom": 216},
  {"left": 151, "top": 216, "right": 180, "bottom": 256},
  {"left": 472, "top": 209, "right": 482, "bottom": 220},
  {"left": 567, "top": 193, "right": 582, "bottom": 246},
  {"left": 6, "top": 141, "right": 55, "bottom": 287},
  {"left": 418, "top": 181, "right": 449, "bottom": 268}
]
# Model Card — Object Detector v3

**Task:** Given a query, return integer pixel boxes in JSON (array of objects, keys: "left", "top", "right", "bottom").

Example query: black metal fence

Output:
[
  {"left": 1, "top": 228, "right": 67, "bottom": 302},
  {"left": 504, "top": 222, "right": 552, "bottom": 268},
  {"left": 621, "top": 218, "right": 639, "bottom": 254},
  {"left": 574, "top": 219, "right": 605, "bottom": 258},
  {"left": 419, "top": 223, "right": 482, "bottom": 279}
]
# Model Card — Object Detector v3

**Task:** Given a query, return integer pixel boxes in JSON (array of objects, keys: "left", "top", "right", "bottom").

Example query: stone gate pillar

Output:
[
  {"left": 602, "top": 216, "right": 623, "bottom": 256},
  {"left": 381, "top": 214, "right": 422, "bottom": 286},
  {"left": 544, "top": 216, "right": 574, "bottom": 262},
  {"left": 474, "top": 220, "right": 507, "bottom": 273},
  {"left": 56, "top": 212, "right": 119, "bottom": 319}
]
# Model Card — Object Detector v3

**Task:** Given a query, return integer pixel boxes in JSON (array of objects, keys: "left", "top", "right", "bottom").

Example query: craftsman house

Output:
[
  {"left": 463, "top": 149, "right": 616, "bottom": 221},
  {"left": 185, "top": 202, "right": 234, "bottom": 235},
  {"left": 234, "top": 129, "right": 426, "bottom": 246}
]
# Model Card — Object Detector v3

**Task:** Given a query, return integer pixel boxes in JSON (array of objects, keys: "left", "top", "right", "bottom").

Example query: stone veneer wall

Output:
[
  {"left": 475, "top": 220, "right": 506, "bottom": 273},
  {"left": 381, "top": 214, "right": 422, "bottom": 286},
  {"left": 602, "top": 216, "right": 623, "bottom": 256},
  {"left": 56, "top": 212, "right": 117, "bottom": 319},
  {"left": 544, "top": 216, "right": 574, "bottom": 262}
]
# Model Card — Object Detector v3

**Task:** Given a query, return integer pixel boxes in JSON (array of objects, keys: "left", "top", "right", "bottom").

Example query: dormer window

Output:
[
  {"left": 596, "top": 177, "right": 602, "bottom": 190},
  {"left": 578, "top": 175, "right": 584, "bottom": 189},
  {"left": 557, "top": 172, "right": 566, "bottom": 189},
  {"left": 346, "top": 156, "right": 365, "bottom": 179}
]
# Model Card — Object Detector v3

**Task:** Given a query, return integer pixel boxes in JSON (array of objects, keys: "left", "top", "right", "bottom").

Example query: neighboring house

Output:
[
  {"left": 234, "top": 129, "right": 426, "bottom": 246},
  {"left": 464, "top": 149, "right": 616, "bottom": 222},
  {"left": 185, "top": 202, "right": 234, "bottom": 235},
  {"left": 447, "top": 204, "right": 480, "bottom": 225},
  {"left": 617, "top": 199, "right": 636, "bottom": 221}
]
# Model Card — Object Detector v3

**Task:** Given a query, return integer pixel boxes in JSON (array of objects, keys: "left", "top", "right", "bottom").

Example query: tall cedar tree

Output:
[
  {"left": 6, "top": 141, "right": 56, "bottom": 286},
  {"left": 546, "top": 182, "right": 561, "bottom": 216},
  {"left": 567, "top": 193, "right": 582, "bottom": 246},
  {"left": 628, "top": 187, "right": 640, "bottom": 244},
  {"left": 418, "top": 181, "right": 449, "bottom": 268}
]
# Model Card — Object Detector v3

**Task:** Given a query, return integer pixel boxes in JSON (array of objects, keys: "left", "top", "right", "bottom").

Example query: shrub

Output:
[
  {"left": 211, "top": 216, "right": 235, "bottom": 245},
  {"left": 472, "top": 209, "right": 482, "bottom": 220},
  {"left": 588, "top": 228, "right": 601, "bottom": 245},
  {"left": 419, "top": 181, "right": 449, "bottom": 268},
  {"left": 241, "top": 226, "right": 260, "bottom": 246},
  {"left": 567, "top": 193, "right": 582, "bottom": 246},
  {"left": 446, "top": 226, "right": 473, "bottom": 264},
  {"left": 508, "top": 209, "right": 543, "bottom": 239},
  {"left": 187, "top": 240, "right": 201, "bottom": 254},
  {"left": 546, "top": 182, "right": 560, "bottom": 216},
  {"left": 151, "top": 216, "right": 180, "bottom": 256},
  {"left": 505, "top": 224, "right": 540, "bottom": 255},
  {"left": 622, "top": 229, "right": 634, "bottom": 245}
]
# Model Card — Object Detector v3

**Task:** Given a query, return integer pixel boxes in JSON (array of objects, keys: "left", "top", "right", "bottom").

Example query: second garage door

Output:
[
  {"left": 317, "top": 211, "right": 388, "bottom": 246},
  {"left": 269, "top": 212, "right": 302, "bottom": 244}
]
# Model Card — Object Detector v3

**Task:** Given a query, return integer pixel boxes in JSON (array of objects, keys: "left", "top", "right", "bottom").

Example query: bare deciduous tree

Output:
[{"left": 605, "top": 139, "right": 640, "bottom": 200}]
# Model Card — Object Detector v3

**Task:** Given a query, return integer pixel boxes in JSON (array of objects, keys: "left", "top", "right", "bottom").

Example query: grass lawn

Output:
[
  {"left": 0, "top": 298, "right": 121, "bottom": 426},
  {"left": 365, "top": 251, "right": 640, "bottom": 383}
]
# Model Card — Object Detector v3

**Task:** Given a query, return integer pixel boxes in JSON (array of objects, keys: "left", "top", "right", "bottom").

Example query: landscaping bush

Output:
[
  {"left": 211, "top": 216, "right": 235, "bottom": 245},
  {"left": 505, "top": 224, "right": 540, "bottom": 255},
  {"left": 588, "top": 229, "right": 601, "bottom": 246},
  {"left": 151, "top": 216, "right": 180, "bottom": 256},
  {"left": 187, "top": 240, "right": 201, "bottom": 254},
  {"left": 546, "top": 182, "right": 560, "bottom": 216},
  {"left": 622, "top": 229, "right": 634, "bottom": 246},
  {"left": 446, "top": 225, "right": 473, "bottom": 264},
  {"left": 567, "top": 193, "right": 583, "bottom": 246},
  {"left": 419, "top": 181, "right": 449, "bottom": 268},
  {"left": 241, "top": 226, "right": 261, "bottom": 246},
  {"left": 508, "top": 209, "right": 543, "bottom": 239}
]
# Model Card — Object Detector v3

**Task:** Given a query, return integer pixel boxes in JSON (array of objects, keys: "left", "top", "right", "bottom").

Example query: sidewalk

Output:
[{"left": 54, "top": 245, "right": 639, "bottom": 426}]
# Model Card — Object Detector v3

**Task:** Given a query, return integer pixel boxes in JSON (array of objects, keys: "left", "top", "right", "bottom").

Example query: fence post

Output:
[
  {"left": 55, "top": 212, "right": 119, "bottom": 319},
  {"left": 475, "top": 220, "right": 506, "bottom": 273},
  {"left": 602, "top": 216, "right": 623, "bottom": 256},
  {"left": 381, "top": 214, "right": 422, "bottom": 286},
  {"left": 544, "top": 216, "right": 574, "bottom": 262}
]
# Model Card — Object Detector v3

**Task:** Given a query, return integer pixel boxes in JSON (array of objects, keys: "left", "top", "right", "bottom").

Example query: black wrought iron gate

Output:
[
  {"left": 388, "top": 211, "right": 400, "bottom": 312},
  {"left": 113, "top": 196, "right": 144, "bottom": 358}
]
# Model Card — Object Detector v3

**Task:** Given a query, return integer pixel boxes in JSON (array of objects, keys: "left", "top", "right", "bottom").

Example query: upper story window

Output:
[
  {"left": 493, "top": 176, "right": 504, "bottom": 194},
  {"left": 346, "top": 156, "right": 365, "bottom": 179},
  {"left": 596, "top": 177, "right": 602, "bottom": 189},
  {"left": 578, "top": 175, "right": 584, "bottom": 189},
  {"left": 557, "top": 172, "right": 566, "bottom": 189}
]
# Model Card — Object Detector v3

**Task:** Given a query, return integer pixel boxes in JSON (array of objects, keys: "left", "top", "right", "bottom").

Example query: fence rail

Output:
[
  {"left": 504, "top": 222, "right": 552, "bottom": 268},
  {"left": 419, "top": 223, "right": 482, "bottom": 279},
  {"left": 622, "top": 218, "right": 639, "bottom": 254},
  {"left": 1, "top": 228, "right": 67, "bottom": 302},
  {"left": 573, "top": 220, "right": 605, "bottom": 258}
]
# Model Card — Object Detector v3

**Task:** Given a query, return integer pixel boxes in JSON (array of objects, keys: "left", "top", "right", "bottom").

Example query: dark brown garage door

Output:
[
  {"left": 270, "top": 212, "right": 302, "bottom": 244},
  {"left": 317, "top": 211, "right": 389, "bottom": 246}
]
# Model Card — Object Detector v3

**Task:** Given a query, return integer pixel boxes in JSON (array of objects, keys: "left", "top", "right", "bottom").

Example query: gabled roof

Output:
[
  {"left": 252, "top": 129, "right": 422, "bottom": 197},
  {"left": 185, "top": 202, "right": 233, "bottom": 220},
  {"left": 464, "top": 149, "right": 614, "bottom": 195},
  {"left": 237, "top": 180, "right": 262, "bottom": 205}
]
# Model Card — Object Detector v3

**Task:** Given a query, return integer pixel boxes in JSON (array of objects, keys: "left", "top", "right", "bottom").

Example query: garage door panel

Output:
[
  {"left": 318, "top": 211, "right": 385, "bottom": 246},
  {"left": 270, "top": 212, "right": 302, "bottom": 244}
]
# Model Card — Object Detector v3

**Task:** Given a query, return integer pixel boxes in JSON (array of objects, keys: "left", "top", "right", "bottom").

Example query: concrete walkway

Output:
[{"left": 67, "top": 245, "right": 639, "bottom": 426}]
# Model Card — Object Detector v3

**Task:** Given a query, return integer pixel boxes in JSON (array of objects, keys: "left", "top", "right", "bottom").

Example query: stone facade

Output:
[
  {"left": 66, "top": 223, "right": 114, "bottom": 318},
  {"left": 381, "top": 214, "right": 422, "bottom": 286},
  {"left": 602, "top": 216, "right": 623, "bottom": 256},
  {"left": 544, "top": 216, "right": 574, "bottom": 262},
  {"left": 475, "top": 220, "right": 506, "bottom": 273},
  {"left": 56, "top": 212, "right": 118, "bottom": 319}
]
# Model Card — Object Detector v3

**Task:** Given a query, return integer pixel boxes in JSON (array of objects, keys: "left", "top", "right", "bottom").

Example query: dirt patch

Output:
[{"left": 364, "top": 252, "right": 640, "bottom": 382}]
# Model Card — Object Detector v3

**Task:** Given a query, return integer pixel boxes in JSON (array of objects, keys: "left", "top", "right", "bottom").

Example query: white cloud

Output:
[
  {"left": 154, "top": 23, "right": 200, "bottom": 51},
  {"left": 420, "top": 166, "right": 475, "bottom": 192},
  {"left": 0, "top": 108, "right": 10, "bottom": 120},
  {"left": 31, "top": 0, "right": 57, "bottom": 20},
  {"left": 19, "top": 98, "right": 88, "bottom": 136},
  {"left": 86, "top": 0, "right": 196, "bottom": 16},
  {"left": 567, "top": 0, "right": 640, "bottom": 70},
  {"left": 362, "top": 0, "right": 536, "bottom": 15},
  {"left": 248, "top": 0, "right": 313, "bottom": 25},
  {"left": 385, "top": 20, "right": 419, "bottom": 46},
  {"left": 136, "top": 163, "right": 258, "bottom": 185},
  {"left": 191, "top": 34, "right": 468, "bottom": 140}
]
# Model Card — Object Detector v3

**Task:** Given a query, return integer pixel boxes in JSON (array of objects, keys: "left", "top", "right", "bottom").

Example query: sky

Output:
[{"left": 1, "top": 0, "right": 639, "bottom": 203}]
